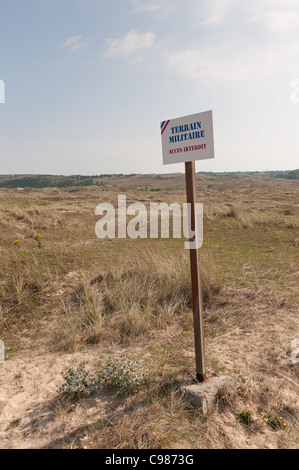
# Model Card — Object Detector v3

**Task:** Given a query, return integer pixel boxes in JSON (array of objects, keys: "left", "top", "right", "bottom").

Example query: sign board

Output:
[
  {"left": 161, "top": 110, "right": 214, "bottom": 165},
  {"left": 160, "top": 110, "right": 215, "bottom": 382}
]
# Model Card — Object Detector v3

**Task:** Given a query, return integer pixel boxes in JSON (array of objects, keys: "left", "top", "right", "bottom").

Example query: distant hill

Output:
[
  {"left": 196, "top": 170, "right": 299, "bottom": 179},
  {"left": 0, "top": 170, "right": 298, "bottom": 189},
  {"left": 0, "top": 175, "right": 95, "bottom": 189}
]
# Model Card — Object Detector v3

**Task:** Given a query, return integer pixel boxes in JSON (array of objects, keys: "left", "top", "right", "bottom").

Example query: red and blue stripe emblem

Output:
[{"left": 161, "top": 120, "right": 170, "bottom": 135}]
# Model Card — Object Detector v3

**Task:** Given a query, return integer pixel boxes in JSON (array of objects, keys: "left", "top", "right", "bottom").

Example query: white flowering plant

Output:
[
  {"left": 57, "top": 358, "right": 146, "bottom": 399},
  {"left": 98, "top": 357, "right": 146, "bottom": 396},
  {"left": 58, "top": 366, "right": 99, "bottom": 398}
]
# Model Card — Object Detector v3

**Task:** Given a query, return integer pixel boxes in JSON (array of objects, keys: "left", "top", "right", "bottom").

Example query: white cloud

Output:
[
  {"left": 241, "top": 0, "right": 299, "bottom": 33},
  {"left": 59, "top": 35, "right": 89, "bottom": 52},
  {"left": 168, "top": 49, "right": 253, "bottom": 82},
  {"left": 257, "top": 9, "right": 299, "bottom": 32},
  {"left": 105, "top": 29, "right": 156, "bottom": 57},
  {"left": 197, "top": 0, "right": 299, "bottom": 33},
  {"left": 197, "top": 0, "right": 238, "bottom": 25},
  {"left": 167, "top": 42, "right": 299, "bottom": 83},
  {"left": 131, "top": 0, "right": 170, "bottom": 14}
]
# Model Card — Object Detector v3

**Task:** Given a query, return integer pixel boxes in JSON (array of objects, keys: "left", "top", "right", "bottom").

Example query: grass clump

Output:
[
  {"left": 238, "top": 410, "right": 253, "bottom": 425},
  {"left": 56, "top": 249, "right": 222, "bottom": 350}
]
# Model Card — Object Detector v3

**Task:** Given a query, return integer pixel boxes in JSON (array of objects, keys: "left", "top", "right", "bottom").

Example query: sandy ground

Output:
[
  {"left": 0, "top": 350, "right": 125, "bottom": 449},
  {"left": 1, "top": 314, "right": 298, "bottom": 449}
]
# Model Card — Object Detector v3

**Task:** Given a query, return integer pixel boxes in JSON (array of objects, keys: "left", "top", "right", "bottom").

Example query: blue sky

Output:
[{"left": 0, "top": 0, "right": 299, "bottom": 175}]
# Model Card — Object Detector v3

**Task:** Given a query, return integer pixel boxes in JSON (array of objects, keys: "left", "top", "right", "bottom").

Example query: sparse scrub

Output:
[
  {"left": 0, "top": 174, "right": 298, "bottom": 450},
  {"left": 238, "top": 211, "right": 299, "bottom": 229}
]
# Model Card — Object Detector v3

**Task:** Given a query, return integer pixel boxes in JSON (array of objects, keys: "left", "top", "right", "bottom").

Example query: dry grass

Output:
[
  {"left": 53, "top": 249, "right": 221, "bottom": 352},
  {"left": 0, "top": 174, "right": 298, "bottom": 449}
]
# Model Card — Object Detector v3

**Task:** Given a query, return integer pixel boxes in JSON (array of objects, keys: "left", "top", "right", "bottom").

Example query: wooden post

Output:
[{"left": 185, "top": 161, "right": 206, "bottom": 383}]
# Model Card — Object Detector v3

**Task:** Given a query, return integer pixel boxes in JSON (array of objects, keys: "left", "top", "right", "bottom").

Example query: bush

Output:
[
  {"left": 58, "top": 366, "right": 99, "bottom": 398},
  {"left": 57, "top": 358, "right": 147, "bottom": 399},
  {"left": 98, "top": 357, "right": 146, "bottom": 396}
]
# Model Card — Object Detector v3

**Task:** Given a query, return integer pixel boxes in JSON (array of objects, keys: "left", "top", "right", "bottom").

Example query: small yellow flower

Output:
[
  {"left": 273, "top": 404, "right": 277, "bottom": 407},
  {"left": 283, "top": 423, "right": 287, "bottom": 427},
  {"left": 260, "top": 412, "right": 264, "bottom": 415},
  {"left": 264, "top": 418, "right": 268, "bottom": 422},
  {"left": 12, "top": 240, "right": 22, "bottom": 246}
]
